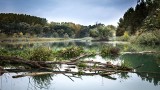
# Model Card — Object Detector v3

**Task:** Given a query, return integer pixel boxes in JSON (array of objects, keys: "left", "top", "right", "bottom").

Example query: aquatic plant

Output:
[
  {"left": 100, "top": 45, "right": 120, "bottom": 57},
  {"left": 121, "top": 60, "right": 132, "bottom": 68},
  {"left": 57, "top": 46, "right": 84, "bottom": 59},
  {"left": 0, "top": 48, "right": 11, "bottom": 56},
  {"left": 30, "top": 46, "right": 53, "bottom": 61},
  {"left": 0, "top": 48, "right": 32, "bottom": 59},
  {"left": 77, "top": 70, "right": 85, "bottom": 76},
  {"left": 77, "top": 62, "right": 87, "bottom": 68}
]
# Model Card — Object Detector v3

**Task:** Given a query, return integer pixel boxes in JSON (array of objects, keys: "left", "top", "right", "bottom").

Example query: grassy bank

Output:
[{"left": 0, "top": 37, "right": 67, "bottom": 42}]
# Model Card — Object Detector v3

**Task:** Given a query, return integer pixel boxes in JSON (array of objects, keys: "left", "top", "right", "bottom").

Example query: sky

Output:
[{"left": 0, "top": 0, "right": 137, "bottom": 26}]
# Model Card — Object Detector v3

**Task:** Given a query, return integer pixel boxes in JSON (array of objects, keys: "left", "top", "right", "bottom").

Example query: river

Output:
[{"left": 0, "top": 40, "right": 160, "bottom": 90}]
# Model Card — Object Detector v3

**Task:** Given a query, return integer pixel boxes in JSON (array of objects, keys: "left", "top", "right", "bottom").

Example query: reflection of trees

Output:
[
  {"left": 1, "top": 41, "right": 118, "bottom": 52},
  {"left": 137, "top": 73, "right": 160, "bottom": 86},
  {"left": 32, "top": 74, "right": 53, "bottom": 89},
  {"left": 121, "top": 54, "right": 160, "bottom": 85},
  {"left": 117, "top": 72, "right": 130, "bottom": 82},
  {"left": 0, "top": 43, "right": 35, "bottom": 50}
]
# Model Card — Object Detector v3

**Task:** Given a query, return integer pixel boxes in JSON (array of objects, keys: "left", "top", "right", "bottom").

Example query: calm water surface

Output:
[{"left": 0, "top": 40, "right": 160, "bottom": 90}]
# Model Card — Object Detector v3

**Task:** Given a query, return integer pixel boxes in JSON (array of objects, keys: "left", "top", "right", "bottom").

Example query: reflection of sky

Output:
[
  {"left": 0, "top": 0, "right": 137, "bottom": 26},
  {"left": 1, "top": 73, "right": 160, "bottom": 90},
  {"left": 84, "top": 55, "right": 122, "bottom": 65}
]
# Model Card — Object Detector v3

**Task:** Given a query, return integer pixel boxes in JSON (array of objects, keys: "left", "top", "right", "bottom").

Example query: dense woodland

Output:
[
  {"left": 116, "top": 0, "right": 160, "bottom": 45},
  {"left": 117, "top": 0, "right": 160, "bottom": 36},
  {"left": 0, "top": 13, "right": 115, "bottom": 40}
]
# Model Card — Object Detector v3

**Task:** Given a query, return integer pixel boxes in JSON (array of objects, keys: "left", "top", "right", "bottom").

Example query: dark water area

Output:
[{"left": 0, "top": 40, "right": 160, "bottom": 90}]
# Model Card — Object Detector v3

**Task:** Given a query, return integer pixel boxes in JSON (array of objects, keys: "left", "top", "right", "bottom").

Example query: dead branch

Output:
[
  {"left": 0, "top": 55, "right": 49, "bottom": 68},
  {"left": 12, "top": 72, "right": 53, "bottom": 78}
]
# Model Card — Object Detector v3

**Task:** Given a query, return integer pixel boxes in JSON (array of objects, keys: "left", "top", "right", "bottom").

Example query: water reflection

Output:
[
  {"left": 1, "top": 73, "right": 160, "bottom": 90},
  {"left": 0, "top": 40, "right": 160, "bottom": 90},
  {"left": 121, "top": 54, "right": 160, "bottom": 86},
  {"left": 1, "top": 41, "right": 160, "bottom": 53},
  {"left": 32, "top": 74, "right": 53, "bottom": 89}
]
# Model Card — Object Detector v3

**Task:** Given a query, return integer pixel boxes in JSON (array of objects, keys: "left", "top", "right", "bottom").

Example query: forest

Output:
[
  {"left": 0, "top": 13, "right": 115, "bottom": 41},
  {"left": 116, "top": 0, "right": 160, "bottom": 45}
]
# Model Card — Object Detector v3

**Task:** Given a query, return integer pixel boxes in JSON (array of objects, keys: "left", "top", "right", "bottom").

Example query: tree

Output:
[
  {"left": 89, "top": 28, "right": 99, "bottom": 38},
  {"left": 0, "top": 33, "right": 7, "bottom": 38},
  {"left": 52, "top": 32, "right": 59, "bottom": 38},
  {"left": 32, "top": 24, "right": 43, "bottom": 37},
  {"left": 116, "top": 1, "right": 150, "bottom": 36},
  {"left": 19, "top": 32, "right": 23, "bottom": 37},
  {"left": 98, "top": 26, "right": 112, "bottom": 41},
  {"left": 64, "top": 33, "right": 69, "bottom": 38}
]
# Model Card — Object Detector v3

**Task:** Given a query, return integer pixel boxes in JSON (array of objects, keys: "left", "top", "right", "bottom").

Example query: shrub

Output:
[
  {"left": 100, "top": 45, "right": 120, "bottom": 57},
  {"left": 116, "top": 31, "right": 130, "bottom": 41},
  {"left": 10, "top": 49, "right": 32, "bottom": 59},
  {"left": 129, "top": 35, "right": 137, "bottom": 43},
  {"left": 0, "top": 48, "right": 11, "bottom": 56},
  {"left": 30, "top": 46, "right": 53, "bottom": 61},
  {"left": 0, "top": 48, "right": 32, "bottom": 59},
  {"left": 135, "top": 31, "right": 160, "bottom": 45},
  {"left": 57, "top": 46, "right": 84, "bottom": 59},
  {"left": 122, "top": 31, "right": 130, "bottom": 41}
]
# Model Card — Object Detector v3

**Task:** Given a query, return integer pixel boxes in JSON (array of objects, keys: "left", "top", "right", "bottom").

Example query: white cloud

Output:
[{"left": 0, "top": 0, "right": 137, "bottom": 26}]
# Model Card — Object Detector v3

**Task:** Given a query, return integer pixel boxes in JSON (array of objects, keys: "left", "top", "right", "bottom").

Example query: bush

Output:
[
  {"left": 123, "top": 31, "right": 130, "bottom": 41},
  {"left": 100, "top": 45, "right": 120, "bottom": 57},
  {"left": 10, "top": 49, "right": 32, "bottom": 59},
  {"left": 129, "top": 36, "right": 137, "bottom": 43},
  {"left": 135, "top": 31, "right": 160, "bottom": 45},
  {"left": 30, "top": 46, "right": 53, "bottom": 61},
  {"left": 0, "top": 48, "right": 11, "bottom": 56},
  {"left": 0, "top": 48, "right": 32, "bottom": 59},
  {"left": 116, "top": 31, "right": 130, "bottom": 41},
  {"left": 57, "top": 46, "right": 84, "bottom": 59}
]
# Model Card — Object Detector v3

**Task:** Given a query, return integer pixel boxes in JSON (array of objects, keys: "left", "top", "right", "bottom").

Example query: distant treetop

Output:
[{"left": 0, "top": 13, "right": 47, "bottom": 25}]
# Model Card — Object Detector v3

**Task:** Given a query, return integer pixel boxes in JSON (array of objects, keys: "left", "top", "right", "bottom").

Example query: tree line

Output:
[
  {"left": 116, "top": 0, "right": 160, "bottom": 36},
  {"left": 116, "top": 0, "right": 160, "bottom": 45},
  {"left": 0, "top": 13, "right": 116, "bottom": 40}
]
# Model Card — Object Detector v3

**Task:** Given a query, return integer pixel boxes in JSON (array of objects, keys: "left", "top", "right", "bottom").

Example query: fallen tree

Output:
[
  {"left": 0, "top": 66, "right": 5, "bottom": 75},
  {"left": 0, "top": 55, "right": 50, "bottom": 68},
  {"left": 0, "top": 55, "right": 134, "bottom": 80}
]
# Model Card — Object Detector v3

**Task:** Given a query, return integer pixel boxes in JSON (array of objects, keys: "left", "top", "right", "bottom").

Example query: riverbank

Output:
[{"left": 0, "top": 37, "right": 67, "bottom": 42}]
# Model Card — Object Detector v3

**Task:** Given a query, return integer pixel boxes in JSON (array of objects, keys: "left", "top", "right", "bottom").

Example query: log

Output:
[
  {"left": 101, "top": 74, "right": 117, "bottom": 80},
  {"left": 12, "top": 72, "right": 53, "bottom": 78},
  {"left": 122, "top": 51, "right": 159, "bottom": 54},
  {"left": 70, "top": 53, "right": 94, "bottom": 62},
  {"left": 12, "top": 71, "right": 99, "bottom": 78},
  {"left": 0, "top": 55, "right": 49, "bottom": 68},
  {"left": 0, "top": 66, "right": 5, "bottom": 76}
]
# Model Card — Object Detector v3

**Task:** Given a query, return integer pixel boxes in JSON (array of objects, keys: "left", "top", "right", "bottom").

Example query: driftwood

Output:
[
  {"left": 0, "top": 55, "right": 134, "bottom": 80},
  {"left": 0, "top": 66, "right": 5, "bottom": 76},
  {"left": 70, "top": 53, "right": 94, "bottom": 62},
  {"left": 11, "top": 71, "right": 117, "bottom": 80},
  {"left": 0, "top": 55, "right": 133, "bottom": 72},
  {"left": 0, "top": 55, "right": 49, "bottom": 68},
  {"left": 12, "top": 72, "right": 53, "bottom": 78},
  {"left": 122, "top": 51, "right": 159, "bottom": 54},
  {"left": 45, "top": 53, "right": 94, "bottom": 64}
]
